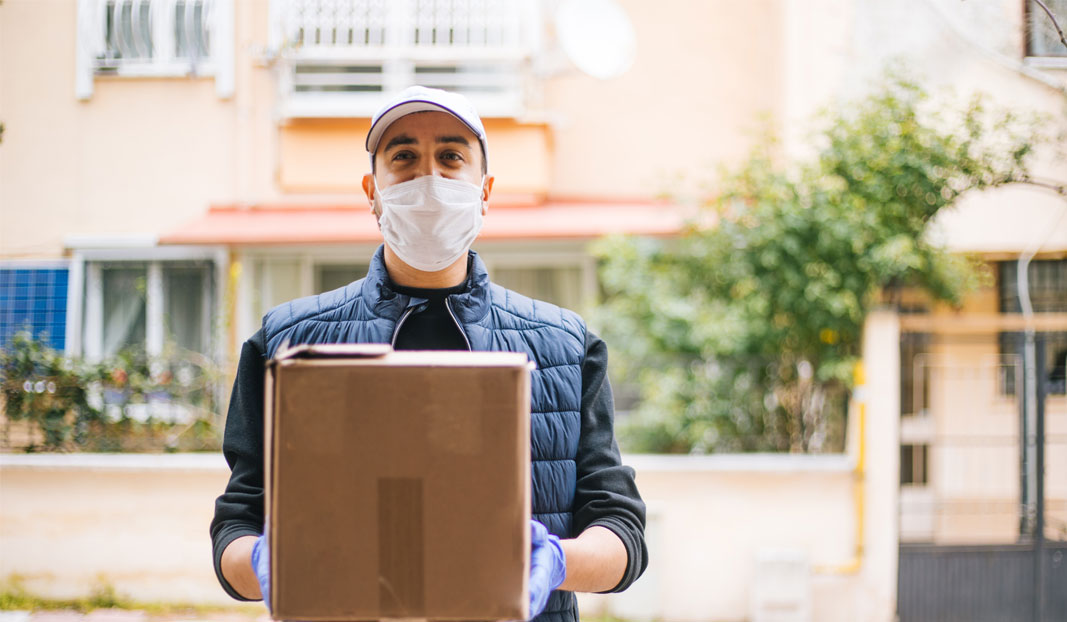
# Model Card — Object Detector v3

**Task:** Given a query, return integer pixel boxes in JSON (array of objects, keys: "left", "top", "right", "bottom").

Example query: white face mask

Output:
[{"left": 374, "top": 174, "right": 486, "bottom": 272}]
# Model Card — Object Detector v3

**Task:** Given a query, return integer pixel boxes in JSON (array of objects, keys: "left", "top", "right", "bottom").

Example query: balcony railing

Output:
[
  {"left": 270, "top": 0, "right": 541, "bottom": 118},
  {"left": 75, "top": 0, "right": 234, "bottom": 99}
]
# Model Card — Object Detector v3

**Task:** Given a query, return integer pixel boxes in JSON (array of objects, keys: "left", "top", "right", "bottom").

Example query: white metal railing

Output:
[
  {"left": 275, "top": 0, "right": 527, "bottom": 59},
  {"left": 75, "top": 0, "right": 234, "bottom": 99},
  {"left": 270, "top": 0, "right": 540, "bottom": 118}
]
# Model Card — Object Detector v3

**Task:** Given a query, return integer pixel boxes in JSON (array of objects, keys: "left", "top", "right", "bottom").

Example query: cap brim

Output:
[{"left": 365, "top": 100, "right": 483, "bottom": 154}]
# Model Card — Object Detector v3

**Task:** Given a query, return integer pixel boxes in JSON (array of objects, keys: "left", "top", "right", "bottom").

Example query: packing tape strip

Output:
[{"left": 377, "top": 477, "right": 425, "bottom": 617}]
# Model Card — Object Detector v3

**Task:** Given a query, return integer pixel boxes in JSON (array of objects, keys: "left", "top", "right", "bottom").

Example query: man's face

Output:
[{"left": 362, "top": 110, "right": 493, "bottom": 215}]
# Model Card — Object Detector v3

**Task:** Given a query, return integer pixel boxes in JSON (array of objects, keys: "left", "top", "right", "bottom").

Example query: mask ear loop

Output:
[{"left": 372, "top": 174, "right": 383, "bottom": 216}]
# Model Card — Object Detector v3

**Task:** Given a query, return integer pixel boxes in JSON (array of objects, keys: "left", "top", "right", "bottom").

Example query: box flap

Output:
[{"left": 273, "top": 343, "right": 393, "bottom": 361}]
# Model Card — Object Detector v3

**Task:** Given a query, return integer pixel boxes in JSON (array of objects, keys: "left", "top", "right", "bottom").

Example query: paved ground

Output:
[{"left": 0, "top": 610, "right": 271, "bottom": 622}]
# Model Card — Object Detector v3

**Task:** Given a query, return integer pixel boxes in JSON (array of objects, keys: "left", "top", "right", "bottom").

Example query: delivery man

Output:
[{"left": 210, "top": 86, "right": 647, "bottom": 622}]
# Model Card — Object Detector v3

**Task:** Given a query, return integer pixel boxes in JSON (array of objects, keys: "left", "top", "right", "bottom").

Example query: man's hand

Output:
[{"left": 529, "top": 520, "right": 566, "bottom": 619}]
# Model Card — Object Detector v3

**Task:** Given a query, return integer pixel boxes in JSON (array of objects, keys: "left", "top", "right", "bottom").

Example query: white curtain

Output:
[
  {"left": 101, "top": 266, "right": 147, "bottom": 356},
  {"left": 164, "top": 265, "right": 209, "bottom": 353}
]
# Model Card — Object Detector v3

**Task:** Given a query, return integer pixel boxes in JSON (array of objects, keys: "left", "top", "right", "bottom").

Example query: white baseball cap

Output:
[{"left": 365, "top": 86, "right": 488, "bottom": 170}]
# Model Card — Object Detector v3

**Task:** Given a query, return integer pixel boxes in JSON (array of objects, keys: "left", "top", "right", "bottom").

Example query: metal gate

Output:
[
  {"left": 897, "top": 329, "right": 1067, "bottom": 622},
  {"left": 899, "top": 543, "right": 1067, "bottom": 622}
]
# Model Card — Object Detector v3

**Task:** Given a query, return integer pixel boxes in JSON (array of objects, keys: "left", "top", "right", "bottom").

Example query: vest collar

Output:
[{"left": 361, "top": 244, "right": 492, "bottom": 323}]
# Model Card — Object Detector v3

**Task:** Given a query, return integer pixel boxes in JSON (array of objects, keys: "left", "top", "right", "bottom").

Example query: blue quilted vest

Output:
[{"left": 262, "top": 246, "right": 584, "bottom": 622}]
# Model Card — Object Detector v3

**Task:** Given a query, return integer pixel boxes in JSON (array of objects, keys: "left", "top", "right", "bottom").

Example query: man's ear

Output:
[
  {"left": 362, "top": 174, "right": 381, "bottom": 220},
  {"left": 361, "top": 174, "right": 375, "bottom": 208},
  {"left": 481, "top": 175, "right": 495, "bottom": 215}
]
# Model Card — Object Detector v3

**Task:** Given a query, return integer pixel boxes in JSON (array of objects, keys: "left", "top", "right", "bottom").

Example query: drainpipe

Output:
[
  {"left": 227, "top": 252, "right": 242, "bottom": 368},
  {"left": 1016, "top": 200, "right": 1067, "bottom": 537},
  {"left": 1015, "top": 200, "right": 1067, "bottom": 621},
  {"left": 1018, "top": 251, "right": 1038, "bottom": 539}
]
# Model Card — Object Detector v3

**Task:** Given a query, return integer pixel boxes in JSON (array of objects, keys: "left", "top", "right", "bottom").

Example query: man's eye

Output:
[
  {"left": 392, "top": 151, "right": 414, "bottom": 161},
  {"left": 440, "top": 151, "right": 463, "bottom": 162}
]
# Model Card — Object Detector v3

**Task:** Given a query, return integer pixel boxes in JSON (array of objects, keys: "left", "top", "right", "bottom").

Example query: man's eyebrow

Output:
[
  {"left": 436, "top": 135, "right": 471, "bottom": 147},
  {"left": 383, "top": 134, "right": 417, "bottom": 151}
]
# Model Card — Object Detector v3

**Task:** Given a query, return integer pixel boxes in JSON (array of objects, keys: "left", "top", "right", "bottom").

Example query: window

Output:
[
  {"left": 75, "top": 0, "right": 233, "bottom": 99},
  {"left": 900, "top": 333, "right": 931, "bottom": 417},
  {"left": 274, "top": 0, "right": 538, "bottom": 117},
  {"left": 1027, "top": 0, "right": 1067, "bottom": 58},
  {"left": 997, "top": 259, "right": 1067, "bottom": 395},
  {"left": 0, "top": 265, "right": 69, "bottom": 351},
  {"left": 999, "top": 259, "right": 1067, "bottom": 312},
  {"left": 83, "top": 260, "right": 215, "bottom": 360},
  {"left": 250, "top": 259, "right": 304, "bottom": 324},
  {"left": 316, "top": 264, "right": 369, "bottom": 294},
  {"left": 100, "top": 264, "right": 148, "bottom": 357},
  {"left": 901, "top": 444, "right": 929, "bottom": 486},
  {"left": 69, "top": 255, "right": 218, "bottom": 424},
  {"left": 247, "top": 259, "right": 369, "bottom": 325},
  {"left": 164, "top": 264, "right": 212, "bottom": 354},
  {"left": 999, "top": 332, "right": 1067, "bottom": 395},
  {"left": 491, "top": 265, "right": 585, "bottom": 312}
]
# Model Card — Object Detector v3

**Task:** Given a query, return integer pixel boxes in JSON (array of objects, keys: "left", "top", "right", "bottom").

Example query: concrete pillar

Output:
[{"left": 861, "top": 309, "right": 901, "bottom": 622}]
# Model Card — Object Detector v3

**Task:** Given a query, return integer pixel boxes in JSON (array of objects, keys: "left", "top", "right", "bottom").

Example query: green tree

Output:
[{"left": 595, "top": 77, "right": 1056, "bottom": 454}]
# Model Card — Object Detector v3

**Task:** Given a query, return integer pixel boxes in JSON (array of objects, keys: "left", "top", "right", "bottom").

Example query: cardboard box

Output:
[{"left": 265, "top": 344, "right": 532, "bottom": 621}]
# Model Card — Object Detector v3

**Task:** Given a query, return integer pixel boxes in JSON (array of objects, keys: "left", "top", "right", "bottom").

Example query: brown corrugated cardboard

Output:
[{"left": 265, "top": 344, "right": 531, "bottom": 621}]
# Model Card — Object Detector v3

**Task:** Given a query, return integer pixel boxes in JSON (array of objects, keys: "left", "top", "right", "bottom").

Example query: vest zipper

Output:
[
  {"left": 444, "top": 297, "right": 473, "bottom": 351},
  {"left": 390, "top": 306, "right": 417, "bottom": 347}
]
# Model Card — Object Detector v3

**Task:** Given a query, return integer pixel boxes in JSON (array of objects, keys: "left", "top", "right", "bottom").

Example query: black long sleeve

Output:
[
  {"left": 209, "top": 329, "right": 268, "bottom": 601},
  {"left": 572, "top": 330, "right": 648, "bottom": 592}
]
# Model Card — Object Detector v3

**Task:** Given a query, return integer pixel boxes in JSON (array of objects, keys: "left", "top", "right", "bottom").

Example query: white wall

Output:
[
  {"left": 0, "top": 454, "right": 233, "bottom": 604},
  {"left": 0, "top": 453, "right": 885, "bottom": 621},
  {"left": 582, "top": 454, "right": 858, "bottom": 622}
]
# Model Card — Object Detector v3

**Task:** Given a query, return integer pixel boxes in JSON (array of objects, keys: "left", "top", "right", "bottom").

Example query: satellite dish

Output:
[{"left": 555, "top": 0, "right": 637, "bottom": 80}]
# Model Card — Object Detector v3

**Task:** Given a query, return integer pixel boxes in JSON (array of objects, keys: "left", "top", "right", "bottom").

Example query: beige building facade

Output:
[
  {"left": 0, "top": 0, "right": 790, "bottom": 363},
  {"left": 845, "top": 0, "right": 1067, "bottom": 547}
]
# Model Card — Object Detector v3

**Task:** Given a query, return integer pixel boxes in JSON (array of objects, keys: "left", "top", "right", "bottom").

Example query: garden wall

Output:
[{"left": 0, "top": 453, "right": 875, "bottom": 621}]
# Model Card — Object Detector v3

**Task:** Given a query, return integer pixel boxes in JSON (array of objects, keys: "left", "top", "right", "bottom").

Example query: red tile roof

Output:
[{"left": 159, "top": 198, "right": 687, "bottom": 246}]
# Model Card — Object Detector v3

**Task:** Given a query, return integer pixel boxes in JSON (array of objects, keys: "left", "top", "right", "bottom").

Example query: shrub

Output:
[{"left": 0, "top": 330, "right": 222, "bottom": 452}]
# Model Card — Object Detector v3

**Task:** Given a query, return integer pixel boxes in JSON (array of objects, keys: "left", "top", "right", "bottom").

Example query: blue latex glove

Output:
[
  {"left": 251, "top": 533, "right": 271, "bottom": 610},
  {"left": 528, "top": 520, "right": 566, "bottom": 620}
]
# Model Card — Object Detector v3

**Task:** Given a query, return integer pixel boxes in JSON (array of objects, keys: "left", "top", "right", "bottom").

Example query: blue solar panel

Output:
[{"left": 0, "top": 268, "right": 69, "bottom": 352}]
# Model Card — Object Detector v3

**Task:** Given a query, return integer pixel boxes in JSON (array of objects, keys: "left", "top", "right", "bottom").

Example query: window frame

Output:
[
  {"left": 1024, "top": 0, "right": 1067, "bottom": 66},
  {"left": 67, "top": 244, "right": 228, "bottom": 362},
  {"left": 900, "top": 443, "right": 930, "bottom": 487},
  {"left": 996, "top": 259, "right": 1067, "bottom": 395},
  {"left": 75, "top": 0, "right": 235, "bottom": 99}
]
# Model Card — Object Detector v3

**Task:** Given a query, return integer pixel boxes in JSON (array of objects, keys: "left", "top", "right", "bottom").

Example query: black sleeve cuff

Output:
[
  {"left": 211, "top": 522, "right": 263, "bottom": 601},
  {"left": 587, "top": 515, "right": 647, "bottom": 594}
]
